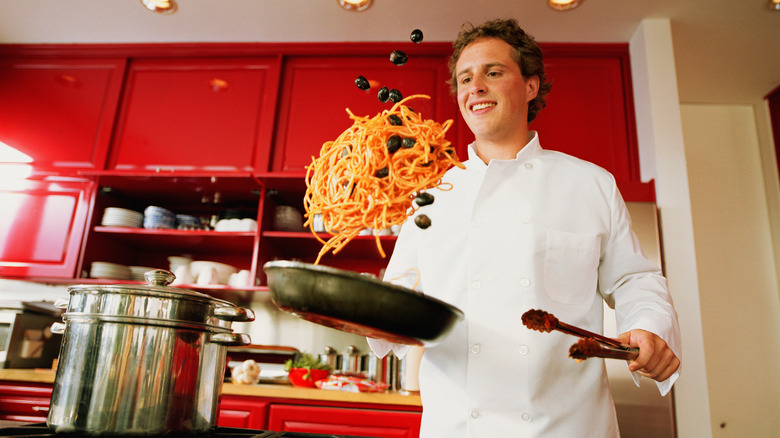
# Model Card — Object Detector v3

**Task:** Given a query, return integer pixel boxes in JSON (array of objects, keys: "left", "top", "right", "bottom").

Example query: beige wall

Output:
[
  {"left": 680, "top": 103, "right": 780, "bottom": 436},
  {"left": 631, "top": 18, "right": 780, "bottom": 437}
]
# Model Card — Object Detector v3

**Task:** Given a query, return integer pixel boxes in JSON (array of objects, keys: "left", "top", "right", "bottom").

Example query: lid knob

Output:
[{"left": 144, "top": 269, "right": 176, "bottom": 286}]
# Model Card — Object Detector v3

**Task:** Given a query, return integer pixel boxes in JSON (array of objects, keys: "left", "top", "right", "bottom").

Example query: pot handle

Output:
[
  {"left": 50, "top": 322, "right": 66, "bottom": 335},
  {"left": 210, "top": 332, "right": 251, "bottom": 346},
  {"left": 214, "top": 306, "right": 255, "bottom": 322}
]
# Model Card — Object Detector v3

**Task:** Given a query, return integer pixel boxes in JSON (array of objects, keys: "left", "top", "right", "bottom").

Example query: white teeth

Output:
[{"left": 471, "top": 102, "right": 495, "bottom": 111}]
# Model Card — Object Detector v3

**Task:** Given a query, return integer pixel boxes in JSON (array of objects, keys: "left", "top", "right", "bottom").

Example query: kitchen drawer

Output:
[
  {"left": 0, "top": 382, "right": 52, "bottom": 423},
  {"left": 268, "top": 404, "right": 421, "bottom": 438},
  {"left": 217, "top": 395, "right": 269, "bottom": 430}
]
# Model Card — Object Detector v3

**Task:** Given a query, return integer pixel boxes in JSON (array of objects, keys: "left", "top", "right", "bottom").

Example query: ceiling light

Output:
[
  {"left": 140, "top": 0, "right": 178, "bottom": 14},
  {"left": 770, "top": 0, "right": 780, "bottom": 11},
  {"left": 548, "top": 0, "right": 583, "bottom": 11},
  {"left": 337, "top": 0, "right": 373, "bottom": 12}
]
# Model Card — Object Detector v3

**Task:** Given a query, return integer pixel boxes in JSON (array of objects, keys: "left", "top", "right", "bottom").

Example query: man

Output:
[{"left": 370, "top": 18, "right": 681, "bottom": 437}]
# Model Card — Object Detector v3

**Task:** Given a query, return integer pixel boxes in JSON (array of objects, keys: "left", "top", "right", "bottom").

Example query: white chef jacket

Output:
[{"left": 378, "top": 132, "right": 681, "bottom": 437}]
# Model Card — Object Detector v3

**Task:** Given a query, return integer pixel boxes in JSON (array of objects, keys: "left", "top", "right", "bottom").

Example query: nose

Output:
[{"left": 468, "top": 76, "right": 486, "bottom": 95}]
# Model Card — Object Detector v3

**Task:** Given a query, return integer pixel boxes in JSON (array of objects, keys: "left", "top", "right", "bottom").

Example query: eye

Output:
[{"left": 487, "top": 70, "right": 502, "bottom": 78}]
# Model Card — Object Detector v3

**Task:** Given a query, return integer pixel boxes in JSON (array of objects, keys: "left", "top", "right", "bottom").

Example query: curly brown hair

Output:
[{"left": 448, "top": 19, "right": 552, "bottom": 123}]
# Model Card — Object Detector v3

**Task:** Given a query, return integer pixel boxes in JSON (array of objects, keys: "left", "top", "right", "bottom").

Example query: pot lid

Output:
[{"left": 68, "top": 269, "right": 234, "bottom": 307}]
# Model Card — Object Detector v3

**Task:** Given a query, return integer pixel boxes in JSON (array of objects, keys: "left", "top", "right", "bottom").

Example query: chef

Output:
[{"left": 369, "top": 18, "right": 681, "bottom": 437}]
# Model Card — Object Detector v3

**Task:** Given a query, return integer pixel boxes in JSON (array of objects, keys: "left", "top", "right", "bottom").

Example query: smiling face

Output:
[{"left": 455, "top": 38, "right": 539, "bottom": 154}]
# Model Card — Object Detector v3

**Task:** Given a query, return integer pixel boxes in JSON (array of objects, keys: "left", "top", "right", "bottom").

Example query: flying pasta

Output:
[{"left": 304, "top": 94, "right": 464, "bottom": 264}]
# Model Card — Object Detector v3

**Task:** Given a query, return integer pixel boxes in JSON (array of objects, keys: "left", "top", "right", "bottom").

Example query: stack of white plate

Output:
[
  {"left": 101, "top": 207, "right": 144, "bottom": 228},
  {"left": 129, "top": 266, "right": 156, "bottom": 282},
  {"left": 90, "top": 261, "right": 132, "bottom": 280}
]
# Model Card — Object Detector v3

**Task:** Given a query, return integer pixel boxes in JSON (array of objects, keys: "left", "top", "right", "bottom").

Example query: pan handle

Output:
[
  {"left": 214, "top": 306, "right": 255, "bottom": 322},
  {"left": 210, "top": 332, "right": 251, "bottom": 346}
]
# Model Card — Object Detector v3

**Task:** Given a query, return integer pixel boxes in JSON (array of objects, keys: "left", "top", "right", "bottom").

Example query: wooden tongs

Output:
[{"left": 521, "top": 309, "right": 639, "bottom": 362}]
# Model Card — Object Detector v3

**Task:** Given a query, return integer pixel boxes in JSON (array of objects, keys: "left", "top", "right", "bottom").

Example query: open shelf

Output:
[{"left": 92, "top": 226, "right": 256, "bottom": 253}]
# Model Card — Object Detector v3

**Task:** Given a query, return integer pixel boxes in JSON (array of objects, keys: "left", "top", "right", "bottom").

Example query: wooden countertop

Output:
[{"left": 0, "top": 368, "right": 421, "bottom": 408}]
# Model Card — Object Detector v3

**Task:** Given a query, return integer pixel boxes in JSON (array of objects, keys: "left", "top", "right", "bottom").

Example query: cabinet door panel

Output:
[
  {"left": 271, "top": 55, "right": 453, "bottom": 173},
  {"left": 0, "top": 179, "right": 93, "bottom": 278},
  {"left": 268, "top": 404, "right": 420, "bottom": 438},
  {"left": 0, "top": 58, "right": 125, "bottom": 174},
  {"left": 110, "top": 58, "right": 280, "bottom": 173}
]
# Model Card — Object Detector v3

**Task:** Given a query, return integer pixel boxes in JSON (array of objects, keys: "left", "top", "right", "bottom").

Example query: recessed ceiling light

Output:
[
  {"left": 140, "top": 0, "right": 178, "bottom": 14},
  {"left": 548, "top": 0, "right": 583, "bottom": 11},
  {"left": 337, "top": 0, "right": 373, "bottom": 12}
]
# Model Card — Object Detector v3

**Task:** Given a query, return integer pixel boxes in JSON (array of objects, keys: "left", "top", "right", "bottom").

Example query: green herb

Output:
[{"left": 284, "top": 353, "right": 332, "bottom": 380}]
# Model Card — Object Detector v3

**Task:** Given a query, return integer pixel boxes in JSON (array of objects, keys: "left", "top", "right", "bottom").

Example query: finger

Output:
[
  {"left": 628, "top": 341, "right": 654, "bottom": 372},
  {"left": 639, "top": 350, "right": 679, "bottom": 381}
]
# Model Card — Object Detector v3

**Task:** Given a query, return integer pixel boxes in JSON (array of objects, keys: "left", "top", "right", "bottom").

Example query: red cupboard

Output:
[{"left": 0, "top": 42, "right": 648, "bottom": 286}]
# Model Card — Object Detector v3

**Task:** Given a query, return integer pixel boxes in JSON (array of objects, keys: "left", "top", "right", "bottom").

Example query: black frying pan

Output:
[{"left": 263, "top": 260, "right": 464, "bottom": 346}]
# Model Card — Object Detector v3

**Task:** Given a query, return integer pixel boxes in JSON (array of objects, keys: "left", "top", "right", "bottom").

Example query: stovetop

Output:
[{"left": 0, "top": 423, "right": 371, "bottom": 438}]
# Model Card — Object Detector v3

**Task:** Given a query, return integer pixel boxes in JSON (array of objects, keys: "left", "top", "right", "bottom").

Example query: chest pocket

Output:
[{"left": 543, "top": 230, "right": 601, "bottom": 305}]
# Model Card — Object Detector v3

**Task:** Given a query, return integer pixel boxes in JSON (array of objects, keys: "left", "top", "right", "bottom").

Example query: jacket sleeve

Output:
[{"left": 598, "top": 178, "right": 682, "bottom": 395}]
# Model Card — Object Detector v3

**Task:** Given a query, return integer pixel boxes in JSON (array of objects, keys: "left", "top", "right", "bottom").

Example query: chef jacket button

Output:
[
  {"left": 519, "top": 345, "right": 529, "bottom": 355},
  {"left": 520, "top": 215, "right": 531, "bottom": 224},
  {"left": 470, "top": 409, "right": 481, "bottom": 419},
  {"left": 470, "top": 344, "right": 481, "bottom": 355},
  {"left": 521, "top": 412, "right": 533, "bottom": 422},
  {"left": 472, "top": 219, "right": 483, "bottom": 228},
  {"left": 524, "top": 162, "right": 534, "bottom": 169},
  {"left": 471, "top": 280, "right": 482, "bottom": 289},
  {"left": 519, "top": 278, "right": 531, "bottom": 287}
]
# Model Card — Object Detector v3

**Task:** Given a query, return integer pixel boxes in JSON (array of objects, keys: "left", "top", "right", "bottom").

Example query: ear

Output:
[{"left": 525, "top": 75, "right": 540, "bottom": 102}]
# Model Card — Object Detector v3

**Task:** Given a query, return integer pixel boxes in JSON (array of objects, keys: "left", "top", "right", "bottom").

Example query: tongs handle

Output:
[{"left": 555, "top": 321, "right": 629, "bottom": 350}]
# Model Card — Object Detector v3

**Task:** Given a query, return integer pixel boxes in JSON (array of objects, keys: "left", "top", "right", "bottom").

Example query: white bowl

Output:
[{"left": 190, "top": 261, "right": 238, "bottom": 284}]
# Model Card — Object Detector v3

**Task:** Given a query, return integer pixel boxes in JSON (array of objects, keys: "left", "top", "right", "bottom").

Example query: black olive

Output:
[
  {"left": 377, "top": 86, "right": 390, "bottom": 103},
  {"left": 355, "top": 75, "right": 370, "bottom": 90},
  {"left": 402, "top": 137, "right": 416, "bottom": 148},
  {"left": 411, "top": 29, "right": 424, "bottom": 44},
  {"left": 390, "top": 50, "right": 408, "bottom": 66},
  {"left": 386, "top": 135, "right": 402, "bottom": 153},
  {"left": 374, "top": 167, "right": 389, "bottom": 178},
  {"left": 388, "top": 88, "right": 403, "bottom": 103},
  {"left": 414, "top": 192, "right": 434, "bottom": 206},
  {"left": 414, "top": 214, "right": 432, "bottom": 229},
  {"left": 388, "top": 114, "right": 403, "bottom": 126}
]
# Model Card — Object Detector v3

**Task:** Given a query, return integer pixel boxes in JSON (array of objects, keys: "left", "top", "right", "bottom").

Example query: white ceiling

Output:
[{"left": 0, "top": 0, "right": 778, "bottom": 105}]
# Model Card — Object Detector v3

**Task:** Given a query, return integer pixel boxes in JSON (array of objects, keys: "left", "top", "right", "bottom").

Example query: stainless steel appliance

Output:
[{"left": 0, "top": 301, "right": 62, "bottom": 369}]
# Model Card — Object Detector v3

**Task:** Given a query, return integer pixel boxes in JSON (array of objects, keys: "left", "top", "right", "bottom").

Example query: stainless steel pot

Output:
[{"left": 47, "top": 270, "right": 254, "bottom": 436}]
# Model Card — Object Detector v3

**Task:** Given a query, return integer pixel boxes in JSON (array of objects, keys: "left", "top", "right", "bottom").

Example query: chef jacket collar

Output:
[{"left": 465, "top": 131, "right": 542, "bottom": 168}]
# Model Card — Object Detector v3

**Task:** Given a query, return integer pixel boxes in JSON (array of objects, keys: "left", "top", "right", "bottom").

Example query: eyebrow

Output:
[{"left": 456, "top": 62, "right": 508, "bottom": 79}]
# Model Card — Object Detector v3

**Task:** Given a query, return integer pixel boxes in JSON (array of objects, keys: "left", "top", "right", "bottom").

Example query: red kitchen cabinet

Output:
[
  {"left": 452, "top": 44, "right": 639, "bottom": 184},
  {"left": 0, "top": 177, "right": 94, "bottom": 279},
  {"left": 270, "top": 47, "right": 459, "bottom": 174},
  {"left": 268, "top": 404, "right": 421, "bottom": 438},
  {"left": 109, "top": 57, "right": 281, "bottom": 173},
  {"left": 0, "top": 381, "right": 53, "bottom": 423},
  {"left": 217, "top": 395, "right": 269, "bottom": 429},
  {"left": 530, "top": 45, "right": 639, "bottom": 182},
  {"left": 0, "top": 58, "right": 125, "bottom": 176}
]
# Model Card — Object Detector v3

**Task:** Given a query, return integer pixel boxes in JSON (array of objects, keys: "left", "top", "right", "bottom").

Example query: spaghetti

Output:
[{"left": 304, "top": 94, "right": 464, "bottom": 264}]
